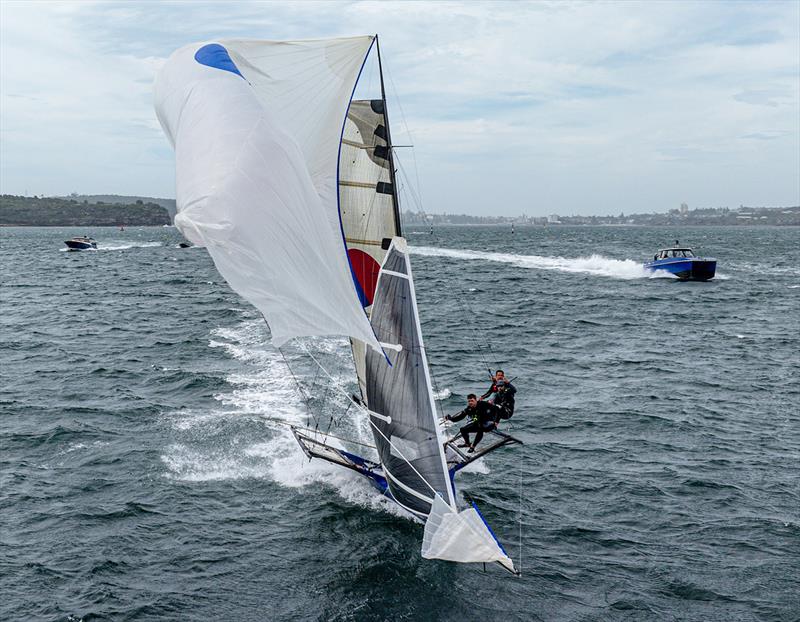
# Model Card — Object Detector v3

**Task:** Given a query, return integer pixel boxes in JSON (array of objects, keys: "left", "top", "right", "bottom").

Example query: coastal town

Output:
[
  {"left": 1, "top": 194, "right": 798, "bottom": 227},
  {"left": 403, "top": 203, "right": 800, "bottom": 226}
]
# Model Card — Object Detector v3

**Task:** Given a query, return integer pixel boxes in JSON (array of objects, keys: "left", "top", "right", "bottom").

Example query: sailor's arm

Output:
[
  {"left": 446, "top": 409, "right": 467, "bottom": 423},
  {"left": 489, "top": 403, "right": 503, "bottom": 424},
  {"left": 480, "top": 384, "right": 495, "bottom": 400}
]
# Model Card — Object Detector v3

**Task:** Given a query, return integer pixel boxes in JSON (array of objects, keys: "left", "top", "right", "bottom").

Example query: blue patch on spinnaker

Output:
[{"left": 194, "top": 43, "right": 244, "bottom": 79}]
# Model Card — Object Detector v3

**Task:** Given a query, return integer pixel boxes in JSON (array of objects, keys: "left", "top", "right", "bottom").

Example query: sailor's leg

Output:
[
  {"left": 471, "top": 427, "right": 484, "bottom": 449},
  {"left": 460, "top": 425, "right": 471, "bottom": 446}
]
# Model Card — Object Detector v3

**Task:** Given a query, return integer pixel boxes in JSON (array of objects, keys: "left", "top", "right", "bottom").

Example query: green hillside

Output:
[{"left": 0, "top": 195, "right": 171, "bottom": 226}]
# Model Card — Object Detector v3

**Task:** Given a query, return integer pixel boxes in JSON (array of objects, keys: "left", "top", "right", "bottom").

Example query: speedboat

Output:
[
  {"left": 644, "top": 242, "right": 716, "bottom": 280},
  {"left": 64, "top": 236, "right": 97, "bottom": 251}
]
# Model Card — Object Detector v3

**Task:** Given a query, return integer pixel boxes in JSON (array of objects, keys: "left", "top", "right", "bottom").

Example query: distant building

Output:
[
  {"left": 547, "top": 214, "right": 561, "bottom": 224},
  {"left": 680, "top": 202, "right": 688, "bottom": 215}
]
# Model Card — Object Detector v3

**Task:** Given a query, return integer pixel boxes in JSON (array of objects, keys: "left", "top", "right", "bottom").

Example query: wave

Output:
[
  {"left": 163, "top": 320, "right": 410, "bottom": 519},
  {"left": 410, "top": 246, "right": 673, "bottom": 280}
]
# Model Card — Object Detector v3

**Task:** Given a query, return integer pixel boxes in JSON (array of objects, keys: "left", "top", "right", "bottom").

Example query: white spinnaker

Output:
[
  {"left": 222, "top": 37, "right": 376, "bottom": 243},
  {"left": 154, "top": 39, "right": 381, "bottom": 350}
]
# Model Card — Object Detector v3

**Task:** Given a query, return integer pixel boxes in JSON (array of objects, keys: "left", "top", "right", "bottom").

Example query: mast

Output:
[{"left": 375, "top": 34, "right": 403, "bottom": 237}]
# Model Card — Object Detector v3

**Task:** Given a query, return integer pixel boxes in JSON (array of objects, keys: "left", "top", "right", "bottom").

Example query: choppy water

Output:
[{"left": 1, "top": 225, "right": 798, "bottom": 621}]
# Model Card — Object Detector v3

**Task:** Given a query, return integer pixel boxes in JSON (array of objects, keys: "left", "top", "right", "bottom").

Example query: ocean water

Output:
[{"left": 1, "top": 225, "right": 798, "bottom": 621}]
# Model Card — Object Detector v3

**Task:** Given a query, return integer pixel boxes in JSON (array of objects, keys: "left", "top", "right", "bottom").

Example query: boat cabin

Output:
[{"left": 654, "top": 248, "right": 694, "bottom": 260}]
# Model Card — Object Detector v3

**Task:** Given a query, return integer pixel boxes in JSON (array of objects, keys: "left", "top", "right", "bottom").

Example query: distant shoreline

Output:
[
  {"left": 2, "top": 193, "right": 797, "bottom": 226},
  {"left": 0, "top": 195, "right": 171, "bottom": 227}
]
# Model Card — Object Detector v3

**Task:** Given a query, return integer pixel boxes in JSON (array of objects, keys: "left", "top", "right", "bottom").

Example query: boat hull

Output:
[
  {"left": 644, "top": 258, "right": 716, "bottom": 281},
  {"left": 64, "top": 240, "right": 97, "bottom": 250}
]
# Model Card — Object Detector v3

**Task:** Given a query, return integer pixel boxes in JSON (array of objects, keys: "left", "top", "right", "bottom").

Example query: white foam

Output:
[
  {"left": 163, "top": 319, "right": 412, "bottom": 520},
  {"left": 460, "top": 459, "right": 491, "bottom": 475},
  {"left": 411, "top": 246, "right": 662, "bottom": 280},
  {"left": 100, "top": 241, "right": 163, "bottom": 251},
  {"left": 433, "top": 387, "right": 452, "bottom": 400}
]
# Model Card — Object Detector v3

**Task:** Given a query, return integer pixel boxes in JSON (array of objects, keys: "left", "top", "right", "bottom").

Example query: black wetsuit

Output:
[
  {"left": 481, "top": 381, "right": 516, "bottom": 420},
  {"left": 448, "top": 401, "right": 499, "bottom": 448}
]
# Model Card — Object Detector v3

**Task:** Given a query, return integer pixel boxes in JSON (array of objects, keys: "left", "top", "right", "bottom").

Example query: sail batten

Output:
[{"left": 364, "top": 239, "right": 455, "bottom": 515}]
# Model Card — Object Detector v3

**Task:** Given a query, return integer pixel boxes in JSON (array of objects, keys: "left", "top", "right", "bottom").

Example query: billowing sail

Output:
[
  {"left": 339, "top": 99, "right": 401, "bottom": 402},
  {"left": 154, "top": 37, "right": 380, "bottom": 350},
  {"left": 156, "top": 35, "right": 518, "bottom": 574},
  {"left": 365, "top": 238, "right": 454, "bottom": 517}
]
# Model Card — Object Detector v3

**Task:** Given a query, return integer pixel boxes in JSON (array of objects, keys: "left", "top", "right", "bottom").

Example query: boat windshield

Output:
[{"left": 659, "top": 249, "right": 695, "bottom": 258}]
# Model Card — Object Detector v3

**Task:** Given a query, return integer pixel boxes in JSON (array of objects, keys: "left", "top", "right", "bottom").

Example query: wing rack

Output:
[
  {"left": 444, "top": 430, "right": 523, "bottom": 474},
  {"left": 291, "top": 427, "right": 389, "bottom": 492}
]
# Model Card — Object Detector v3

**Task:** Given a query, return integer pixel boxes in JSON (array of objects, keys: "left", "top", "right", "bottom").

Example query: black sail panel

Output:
[{"left": 365, "top": 240, "right": 452, "bottom": 517}]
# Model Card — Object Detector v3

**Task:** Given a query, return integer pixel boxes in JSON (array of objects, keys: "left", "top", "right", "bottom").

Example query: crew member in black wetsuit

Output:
[
  {"left": 445, "top": 394, "right": 499, "bottom": 453},
  {"left": 481, "top": 369, "right": 516, "bottom": 423}
]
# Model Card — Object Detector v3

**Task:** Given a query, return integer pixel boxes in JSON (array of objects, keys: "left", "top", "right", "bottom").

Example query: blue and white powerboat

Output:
[
  {"left": 644, "top": 243, "right": 716, "bottom": 280},
  {"left": 64, "top": 236, "right": 97, "bottom": 251}
]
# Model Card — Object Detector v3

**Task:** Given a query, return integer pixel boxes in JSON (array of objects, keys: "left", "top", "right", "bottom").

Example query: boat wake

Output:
[
  {"left": 60, "top": 241, "right": 164, "bottom": 252},
  {"left": 161, "top": 318, "right": 410, "bottom": 519},
  {"left": 411, "top": 246, "right": 675, "bottom": 280},
  {"left": 101, "top": 241, "right": 163, "bottom": 251}
]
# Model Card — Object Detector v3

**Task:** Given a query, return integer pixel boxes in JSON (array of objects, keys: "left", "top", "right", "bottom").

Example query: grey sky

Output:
[{"left": 1, "top": 0, "right": 798, "bottom": 216}]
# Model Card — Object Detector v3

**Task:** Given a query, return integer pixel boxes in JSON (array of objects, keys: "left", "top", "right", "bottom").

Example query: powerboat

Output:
[
  {"left": 64, "top": 236, "right": 97, "bottom": 251},
  {"left": 644, "top": 242, "right": 716, "bottom": 280}
]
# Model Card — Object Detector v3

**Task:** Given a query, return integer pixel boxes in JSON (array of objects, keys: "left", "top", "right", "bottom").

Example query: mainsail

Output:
[
  {"left": 340, "top": 97, "right": 401, "bottom": 402},
  {"left": 155, "top": 35, "right": 518, "bottom": 574},
  {"left": 365, "top": 238, "right": 454, "bottom": 516}
]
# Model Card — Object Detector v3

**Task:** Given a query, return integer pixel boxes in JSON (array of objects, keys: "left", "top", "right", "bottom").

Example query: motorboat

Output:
[
  {"left": 64, "top": 236, "right": 97, "bottom": 251},
  {"left": 644, "top": 242, "right": 716, "bottom": 280}
]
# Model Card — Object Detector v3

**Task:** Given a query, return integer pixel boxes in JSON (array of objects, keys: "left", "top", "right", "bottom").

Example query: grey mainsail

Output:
[{"left": 365, "top": 239, "right": 455, "bottom": 517}]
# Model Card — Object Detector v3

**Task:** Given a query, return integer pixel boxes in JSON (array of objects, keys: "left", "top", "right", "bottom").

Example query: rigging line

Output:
[
  {"left": 276, "top": 343, "right": 324, "bottom": 433},
  {"left": 383, "top": 55, "right": 415, "bottom": 166},
  {"left": 298, "top": 343, "right": 442, "bottom": 500},
  {"left": 389, "top": 157, "right": 496, "bottom": 395},
  {"left": 380, "top": 59, "right": 498, "bottom": 380},
  {"left": 293, "top": 424, "right": 377, "bottom": 451},
  {"left": 365, "top": 417, "right": 439, "bottom": 498},
  {"left": 518, "top": 455, "right": 523, "bottom": 576},
  {"left": 298, "top": 343, "right": 370, "bottom": 415},
  {"left": 393, "top": 161, "right": 496, "bottom": 371},
  {"left": 381, "top": 61, "right": 424, "bottom": 223}
]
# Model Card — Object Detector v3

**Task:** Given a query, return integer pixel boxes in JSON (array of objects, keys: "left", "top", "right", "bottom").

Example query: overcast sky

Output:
[{"left": 1, "top": 1, "right": 798, "bottom": 216}]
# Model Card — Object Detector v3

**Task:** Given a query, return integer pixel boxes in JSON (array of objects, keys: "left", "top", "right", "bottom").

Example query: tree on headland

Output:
[{"left": 0, "top": 195, "right": 171, "bottom": 226}]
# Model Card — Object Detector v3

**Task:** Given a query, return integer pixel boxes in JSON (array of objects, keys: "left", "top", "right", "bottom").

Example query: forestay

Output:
[{"left": 154, "top": 37, "right": 381, "bottom": 350}]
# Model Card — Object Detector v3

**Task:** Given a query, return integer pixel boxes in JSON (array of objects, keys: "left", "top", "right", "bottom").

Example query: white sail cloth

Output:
[
  {"left": 422, "top": 495, "right": 517, "bottom": 574},
  {"left": 154, "top": 37, "right": 381, "bottom": 350}
]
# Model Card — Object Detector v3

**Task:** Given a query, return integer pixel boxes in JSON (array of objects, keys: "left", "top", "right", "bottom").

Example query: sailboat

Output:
[{"left": 155, "top": 35, "right": 520, "bottom": 574}]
